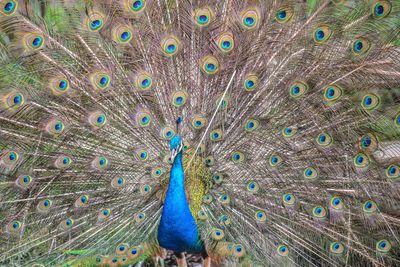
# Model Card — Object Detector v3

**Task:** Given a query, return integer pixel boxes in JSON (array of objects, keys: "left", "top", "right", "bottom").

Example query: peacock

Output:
[{"left": 1, "top": 0, "right": 400, "bottom": 266}]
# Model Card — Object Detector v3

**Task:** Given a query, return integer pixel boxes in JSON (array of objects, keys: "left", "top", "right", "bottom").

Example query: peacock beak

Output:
[{"left": 170, "top": 141, "right": 183, "bottom": 162}]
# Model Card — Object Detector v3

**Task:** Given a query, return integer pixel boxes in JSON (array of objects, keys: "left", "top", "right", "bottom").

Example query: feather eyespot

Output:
[
  {"left": 352, "top": 37, "right": 371, "bottom": 55},
  {"left": 353, "top": 153, "right": 369, "bottom": 168},
  {"left": 386, "top": 164, "right": 400, "bottom": 181},
  {"left": 114, "top": 25, "right": 133, "bottom": 44},
  {"left": 331, "top": 0, "right": 345, "bottom": 5},
  {"left": 161, "top": 126, "right": 175, "bottom": 140},
  {"left": 372, "top": 1, "right": 391, "bottom": 19},
  {"left": 210, "top": 228, "right": 224, "bottom": 240},
  {"left": 116, "top": 243, "right": 129, "bottom": 254},
  {"left": 162, "top": 36, "right": 180, "bottom": 56},
  {"left": 54, "top": 155, "right": 71, "bottom": 169},
  {"left": 192, "top": 115, "right": 206, "bottom": 129},
  {"left": 171, "top": 90, "right": 188, "bottom": 107},
  {"left": 193, "top": 6, "right": 213, "bottom": 27},
  {"left": 128, "top": 246, "right": 144, "bottom": 260},
  {"left": 126, "top": 0, "right": 146, "bottom": 14},
  {"left": 136, "top": 110, "right": 151, "bottom": 127},
  {"left": 201, "top": 55, "right": 220, "bottom": 74},
  {"left": 313, "top": 25, "right": 332, "bottom": 44},
  {"left": 96, "top": 256, "right": 104, "bottom": 263},
  {"left": 213, "top": 173, "right": 223, "bottom": 184},
  {"left": 330, "top": 242, "right": 344, "bottom": 254},
  {"left": 312, "top": 206, "right": 327, "bottom": 218},
  {"left": 164, "top": 154, "right": 173, "bottom": 164},
  {"left": 152, "top": 168, "right": 163, "bottom": 177},
  {"left": 330, "top": 197, "right": 344, "bottom": 211},
  {"left": 247, "top": 181, "right": 259, "bottom": 192},
  {"left": 88, "top": 111, "right": 107, "bottom": 128},
  {"left": 217, "top": 33, "right": 234, "bottom": 53},
  {"left": 361, "top": 93, "right": 380, "bottom": 110},
  {"left": 86, "top": 12, "right": 104, "bottom": 32},
  {"left": 1, "top": 0, "right": 18, "bottom": 16},
  {"left": 135, "top": 212, "right": 146, "bottom": 222},
  {"left": 219, "top": 215, "right": 230, "bottom": 225},
  {"left": 290, "top": 81, "right": 308, "bottom": 98},
  {"left": 75, "top": 195, "right": 89, "bottom": 208},
  {"left": 92, "top": 156, "right": 108, "bottom": 169},
  {"left": 376, "top": 239, "right": 391, "bottom": 253},
  {"left": 269, "top": 154, "right": 282, "bottom": 167},
  {"left": 6, "top": 220, "right": 22, "bottom": 232},
  {"left": 60, "top": 218, "right": 74, "bottom": 230},
  {"left": 16, "top": 175, "right": 33, "bottom": 189},
  {"left": 50, "top": 76, "right": 70, "bottom": 95},
  {"left": 218, "top": 194, "right": 230, "bottom": 204},
  {"left": 244, "top": 74, "right": 259, "bottom": 91},
  {"left": 1, "top": 150, "right": 19, "bottom": 167},
  {"left": 394, "top": 112, "right": 400, "bottom": 127},
  {"left": 182, "top": 141, "right": 190, "bottom": 152},
  {"left": 135, "top": 72, "right": 152, "bottom": 91},
  {"left": 363, "top": 200, "right": 377, "bottom": 214},
  {"left": 245, "top": 119, "right": 260, "bottom": 132},
  {"left": 282, "top": 127, "right": 296, "bottom": 138},
  {"left": 90, "top": 71, "right": 111, "bottom": 90},
  {"left": 316, "top": 133, "right": 332, "bottom": 147},
  {"left": 276, "top": 7, "right": 294, "bottom": 23},
  {"left": 277, "top": 245, "right": 289, "bottom": 256},
  {"left": 205, "top": 156, "right": 214, "bottom": 166},
  {"left": 136, "top": 149, "right": 149, "bottom": 161},
  {"left": 141, "top": 184, "right": 151, "bottom": 194},
  {"left": 111, "top": 177, "right": 126, "bottom": 188},
  {"left": 324, "top": 85, "right": 342, "bottom": 102},
  {"left": 210, "top": 129, "right": 223, "bottom": 141},
  {"left": 255, "top": 211, "right": 266, "bottom": 222},
  {"left": 241, "top": 9, "right": 259, "bottom": 29},
  {"left": 198, "top": 210, "right": 208, "bottom": 220},
  {"left": 304, "top": 167, "right": 318, "bottom": 181},
  {"left": 232, "top": 152, "right": 245, "bottom": 164},
  {"left": 231, "top": 244, "right": 245, "bottom": 257},
  {"left": 24, "top": 32, "right": 45, "bottom": 50},
  {"left": 203, "top": 194, "right": 213, "bottom": 203},
  {"left": 99, "top": 208, "right": 110, "bottom": 219},
  {"left": 283, "top": 193, "right": 295, "bottom": 206},
  {"left": 46, "top": 119, "right": 65, "bottom": 135},
  {"left": 37, "top": 199, "right": 52, "bottom": 213},
  {"left": 216, "top": 94, "right": 229, "bottom": 110},
  {"left": 4, "top": 91, "right": 24, "bottom": 110},
  {"left": 358, "top": 133, "right": 378, "bottom": 152}
]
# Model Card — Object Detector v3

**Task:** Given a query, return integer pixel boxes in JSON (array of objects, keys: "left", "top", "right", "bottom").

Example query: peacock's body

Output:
[
  {"left": 0, "top": 0, "right": 400, "bottom": 266},
  {"left": 157, "top": 136, "right": 204, "bottom": 254}
]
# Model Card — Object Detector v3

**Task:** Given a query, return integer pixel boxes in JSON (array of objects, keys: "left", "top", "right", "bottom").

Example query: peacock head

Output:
[{"left": 170, "top": 135, "right": 183, "bottom": 162}]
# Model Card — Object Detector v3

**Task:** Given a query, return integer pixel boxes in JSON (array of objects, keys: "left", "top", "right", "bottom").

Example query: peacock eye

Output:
[
  {"left": 241, "top": 9, "right": 259, "bottom": 29},
  {"left": 193, "top": 6, "right": 213, "bottom": 27},
  {"left": 86, "top": 12, "right": 104, "bottom": 32},
  {"left": 276, "top": 6, "right": 294, "bottom": 23},
  {"left": 201, "top": 55, "right": 219, "bottom": 74},
  {"left": 162, "top": 36, "right": 180, "bottom": 56},
  {"left": 2, "top": 0, "right": 18, "bottom": 16},
  {"left": 277, "top": 245, "right": 289, "bottom": 256},
  {"left": 376, "top": 239, "right": 391, "bottom": 253},
  {"left": 372, "top": 1, "right": 391, "bottom": 19},
  {"left": 352, "top": 37, "right": 371, "bottom": 55}
]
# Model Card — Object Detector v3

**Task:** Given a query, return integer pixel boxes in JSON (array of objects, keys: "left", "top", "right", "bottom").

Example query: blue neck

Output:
[
  {"left": 169, "top": 152, "right": 184, "bottom": 187},
  {"left": 157, "top": 151, "right": 204, "bottom": 253}
]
